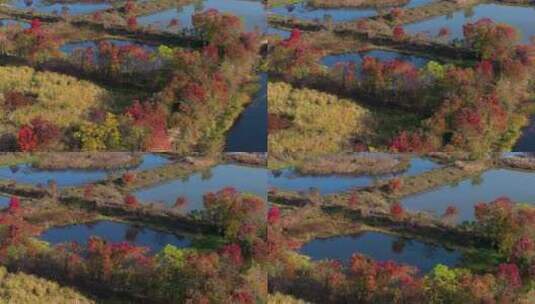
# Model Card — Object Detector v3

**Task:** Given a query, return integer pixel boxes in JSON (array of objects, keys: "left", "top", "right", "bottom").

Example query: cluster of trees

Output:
[
  {"left": 0, "top": 8, "right": 261, "bottom": 153},
  {"left": 269, "top": 197, "right": 535, "bottom": 303},
  {"left": 0, "top": 189, "right": 269, "bottom": 303},
  {"left": 269, "top": 20, "right": 533, "bottom": 154}
]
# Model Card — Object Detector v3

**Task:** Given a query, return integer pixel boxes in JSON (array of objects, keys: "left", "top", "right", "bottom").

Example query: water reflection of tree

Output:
[
  {"left": 125, "top": 226, "right": 141, "bottom": 243},
  {"left": 391, "top": 238, "right": 406, "bottom": 254},
  {"left": 200, "top": 169, "right": 213, "bottom": 181},
  {"left": 470, "top": 174, "right": 483, "bottom": 186}
]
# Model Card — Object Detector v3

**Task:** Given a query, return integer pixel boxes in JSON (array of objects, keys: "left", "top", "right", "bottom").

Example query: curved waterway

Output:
[
  {"left": 40, "top": 220, "right": 192, "bottom": 253},
  {"left": 300, "top": 231, "right": 462, "bottom": 273},
  {"left": 269, "top": 156, "right": 440, "bottom": 194},
  {"left": 0, "top": 154, "right": 170, "bottom": 188},
  {"left": 401, "top": 168, "right": 535, "bottom": 222},
  {"left": 225, "top": 73, "right": 267, "bottom": 152},
  {"left": 133, "top": 164, "right": 268, "bottom": 212}
]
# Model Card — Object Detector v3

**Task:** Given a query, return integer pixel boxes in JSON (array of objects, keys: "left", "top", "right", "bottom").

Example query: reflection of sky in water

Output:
[
  {"left": 60, "top": 39, "right": 156, "bottom": 55},
  {"left": 321, "top": 50, "right": 431, "bottom": 68},
  {"left": 0, "top": 196, "right": 9, "bottom": 208},
  {"left": 301, "top": 231, "right": 461, "bottom": 273},
  {"left": 41, "top": 221, "right": 191, "bottom": 253},
  {"left": 405, "top": 4, "right": 535, "bottom": 43},
  {"left": 10, "top": 0, "right": 111, "bottom": 15},
  {"left": 225, "top": 73, "right": 267, "bottom": 152},
  {"left": 402, "top": 169, "right": 535, "bottom": 222},
  {"left": 139, "top": 0, "right": 266, "bottom": 32},
  {"left": 270, "top": 0, "right": 434, "bottom": 23},
  {"left": 0, "top": 19, "right": 30, "bottom": 29},
  {"left": 269, "top": 157, "right": 440, "bottom": 194},
  {"left": 134, "top": 164, "right": 268, "bottom": 212},
  {"left": 0, "top": 154, "right": 170, "bottom": 188}
]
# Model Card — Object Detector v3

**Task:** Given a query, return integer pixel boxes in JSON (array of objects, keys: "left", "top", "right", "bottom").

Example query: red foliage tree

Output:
[
  {"left": 8, "top": 196, "right": 20, "bottom": 214},
  {"left": 122, "top": 171, "right": 136, "bottom": 185},
  {"left": 267, "top": 206, "right": 280, "bottom": 225},
  {"left": 388, "top": 178, "right": 403, "bottom": 193},
  {"left": 124, "top": 194, "right": 139, "bottom": 207},
  {"left": 390, "top": 202, "right": 405, "bottom": 220},
  {"left": 393, "top": 25, "right": 406, "bottom": 41}
]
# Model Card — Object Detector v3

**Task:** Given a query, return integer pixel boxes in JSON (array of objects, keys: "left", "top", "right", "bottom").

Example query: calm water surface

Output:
[
  {"left": 10, "top": 0, "right": 111, "bottom": 15},
  {"left": 225, "top": 73, "right": 267, "bottom": 152},
  {"left": 321, "top": 50, "right": 431, "bottom": 68},
  {"left": 405, "top": 4, "right": 535, "bottom": 43},
  {"left": 138, "top": 0, "right": 267, "bottom": 32},
  {"left": 0, "top": 154, "right": 170, "bottom": 188},
  {"left": 41, "top": 220, "right": 192, "bottom": 253},
  {"left": 134, "top": 164, "right": 268, "bottom": 211},
  {"left": 402, "top": 169, "right": 535, "bottom": 222},
  {"left": 269, "top": 156, "right": 440, "bottom": 194},
  {"left": 301, "top": 231, "right": 461, "bottom": 273},
  {"left": 270, "top": 0, "right": 435, "bottom": 23}
]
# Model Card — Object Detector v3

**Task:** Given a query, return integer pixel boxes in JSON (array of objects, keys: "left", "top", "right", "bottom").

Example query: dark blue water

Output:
[
  {"left": 405, "top": 4, "right": 535, "bottom": 43},
  {"left": 270, "top": 0, "right": 434, "bottom": 23},
  {"left": 402, "top": 169, "right": 535, "bottom": 222},
  {"left": 10, "top": 0, "right": 111, "bottom": 15},
  {"left": 138, "top": 0, "right": 267, "bottom": 32},
  {"left": 266, "top": 27, "right": 291, "bottom": 38},
  {"left": 269, "top": 156, "right": 440, "bottom": 194},
  {"left": 41, "top": 220, "right": 191, "bottom": 253},
  {"left": 321, "top": 50, "right": 431, "bottom": 68},
  {"left": 225, "top": 73, "right": 267, "bottom": 152},
  {"left": 0, "top": 196, "right": 9, "bottom": 208},
  {"left": 134, "top": 164, "right": 268, "bottom": 211},
  {"left": 60, "top": 39, "right": 156, "bottom": 55},
  {"left": 0, "top": 154, "right": 170, "bottom": 188},
  {"left": 0, "top": 18, "right": 30, "bottom": 29},
  {"left": 300, "top": 231, "right": 462, "bottom": 273},
  {"left": 514, "top": 116, "right": 535, "bottom": 152}
]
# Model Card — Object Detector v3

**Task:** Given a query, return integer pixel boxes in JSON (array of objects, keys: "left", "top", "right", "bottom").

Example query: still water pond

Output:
[
  {"left": 270, "top": 0, "right": 435, "bottom": 23},
  {"left": 269, "top": 157, "right": 440, "bottom": 194},
  {"left": 402, "top": 169, "right": 535, "bottom": 222},
  {"left": 0, "top": 154, "right": 170, "bottom": 188},
  {"left": 41, "top": 220, "right": 191, "bottom": 253},
  {"left": 134, "top": 164, "right": 268, "bottom": 212},
  {"left": 301, "top": 231, "right": 461, "bottom": 273},
  {"left": 138, "top": 0, "right": 267, "bottom": 32},
  {"left": 60, "top": 39, "right": 156, "bottom": 55},
  {"left": 0, "top": 18, "right": 30, "bottom": 28},
  {"left": 0, "top": 196, "right": 8, "bottom": 208},
  {"left": 405, "top": 4, "right": 535, "bottom": 43},
  {"left": 10, "top": 0, "right": 111, "bottom": 15},
  {"left": 225, "top": 73, "right": 267, "bottom": 152},
  {"left": 321, "top": 50, "right": 431, "bottom": 68}
]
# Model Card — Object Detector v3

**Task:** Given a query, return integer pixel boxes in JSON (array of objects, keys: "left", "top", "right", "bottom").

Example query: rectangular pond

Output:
[
  {"left": 269, "top": 0, "right": 435, "bottom": 23},
  {"left": 138, "top": 0, "right": 267, "bottom": 32},
  {"left": 40, "top": 220, "right": 192, "bottom": 253},
  {"left": 405, "top": 3, "right": 535, "bottom": 43},
  {"left": 321, "top": 49, "right": 432, "bottom": 68},
  {"left": 269, "top": 156, "right": 440, "bottom": 194},
  {"left": 133, "top": 164, "right": 268, "bottom": 212},
  {"left": 300, "top": 231, "right": 462, "bottom": 273},
  {"left": 9, "top": 0, "right": 112, "bottom": 15},
  {"left": 401, "top": 168, "right": 535, "bottom": 223}
]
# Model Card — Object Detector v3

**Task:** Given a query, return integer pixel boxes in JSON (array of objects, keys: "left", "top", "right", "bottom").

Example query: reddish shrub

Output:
[
  {"left": 388, "top": 178, "right": 403, "bottom": 192},
  {"left": 124, "top": 194, "right": 139, "bottom": 207},
  {"left": 8, "top": 196, "right": 20, "bottom": 213},
  {"left": 267, "top": 206, "right": 280, "bottom": 225},
  {"left": 390, "top": 202, "right": 405, "bottom": 220},
  {"left": 122, "top": 171, "right": 136, "bottom": 185}
]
